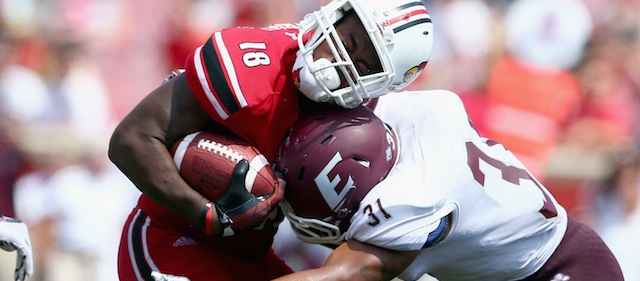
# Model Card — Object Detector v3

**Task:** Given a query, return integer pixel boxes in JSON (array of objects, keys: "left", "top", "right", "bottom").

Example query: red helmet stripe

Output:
[
  {"left": 380, "top": 2, "right": 430, "bottom": 33},
  {"left": 386, "top": 9, "right": 428, "bottom": 26}
]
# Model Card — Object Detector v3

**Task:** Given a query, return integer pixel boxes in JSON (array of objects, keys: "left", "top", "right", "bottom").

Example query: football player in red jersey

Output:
[{"left": 108, "top": 0, "right": 434, "bottom": 280}]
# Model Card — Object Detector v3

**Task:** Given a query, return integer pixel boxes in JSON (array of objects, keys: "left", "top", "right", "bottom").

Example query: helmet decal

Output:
[
  {"left": 314, "top": 151, "right": 355, "bottom": 212},
  {"left": 292, "top": 66, "right": 302, "bottom": 89},
  {"left": 403, "top": 66, "right": 420, "bottom": 83}
]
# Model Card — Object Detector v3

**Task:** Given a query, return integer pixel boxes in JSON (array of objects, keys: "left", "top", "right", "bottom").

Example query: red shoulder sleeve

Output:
[
  {"left": 183, "top": 25, "right": 303, "bottom": 160},
  {"left": 184, "top": 32, "right": 242, "bottom": 123},
  {"left": 184, "top": 27, "right": 299, "bottom": 122}
]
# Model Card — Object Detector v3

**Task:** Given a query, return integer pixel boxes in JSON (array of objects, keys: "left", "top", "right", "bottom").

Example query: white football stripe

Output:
[
  {"left": 172, "top": 132, "right": 201, "bottom": 170},
  {"left": 245, "top": 154, "right": 270, "bottom": 193},
  {"left": 141, "top": 215, "right": 160, "bottom": 273},
  {"left": 126, "top": 209, "right": 160, "bottom": 281},
  {"left": 126, "top": 209, "right": 144, "bottom": 281}
]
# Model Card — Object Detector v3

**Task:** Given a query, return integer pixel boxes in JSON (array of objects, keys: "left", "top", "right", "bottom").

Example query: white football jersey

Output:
[{"left": 347, "top": 90, "right": 568, "bottom": 281}]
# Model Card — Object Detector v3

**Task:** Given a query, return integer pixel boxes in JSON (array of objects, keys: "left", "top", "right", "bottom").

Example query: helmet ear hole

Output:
[
  {"left": 353, "top": 157, "right": 371, "bottom": 168},
  {"left": 321, "top": 135, "right": 335, "bottom": 145},
  {"left": 297, "top": 166, "right": 306, "bottom": 181}
]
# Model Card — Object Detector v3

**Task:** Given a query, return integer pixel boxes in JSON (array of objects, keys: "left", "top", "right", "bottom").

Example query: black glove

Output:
[{"left": 204, "top": 159, "right": 285, "bottom": 236}]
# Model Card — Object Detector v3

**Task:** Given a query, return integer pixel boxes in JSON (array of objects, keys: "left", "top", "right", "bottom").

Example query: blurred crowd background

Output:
[{"left": 0, "top": 0, "right": 638, "bottom": 280}]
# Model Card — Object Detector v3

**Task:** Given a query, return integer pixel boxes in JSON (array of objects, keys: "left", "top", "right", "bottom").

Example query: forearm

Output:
[
  {"left": 272, "top": 251, "right": 384, "bottom": 281},
  {"left": 273, "top": 240, "right": 417, "bottom": 281},
  {"left": 272, "top": 263, "right": 387, "bottom": 281},
  {"left": 108, "top": 78, "right": 219, "bottom": 233},
  {"left": 108, "top": 74, "right": 282, "bottom": 236},
  {"left": 109, "top": 128, "right": 211, "bottom": 229},
  {"left": 272, "top": 268, "right": 349, "bottom": 281}
]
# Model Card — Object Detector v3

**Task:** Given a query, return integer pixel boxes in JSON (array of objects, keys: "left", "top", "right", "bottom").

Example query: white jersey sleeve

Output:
[{"left": 348, "top": 90, "right": 568, "bottom": 281}]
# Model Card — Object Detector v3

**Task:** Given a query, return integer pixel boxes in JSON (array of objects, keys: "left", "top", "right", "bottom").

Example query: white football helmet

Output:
[{"left": 294, "top": 0, "right": 434, "bottom": 108}]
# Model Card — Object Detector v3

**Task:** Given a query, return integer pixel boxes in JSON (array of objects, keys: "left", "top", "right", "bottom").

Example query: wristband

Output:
[{"left": 201, "top": 202, "right": 214, "bottom": 234}]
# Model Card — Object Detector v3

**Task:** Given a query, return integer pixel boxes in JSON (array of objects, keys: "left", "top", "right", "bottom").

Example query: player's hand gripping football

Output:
[
  {"left": 205, "top": 159, "right": 285, "bottom": 236},
  {"left": 0, "top": 215, "right": 33, "bottom": 281}
]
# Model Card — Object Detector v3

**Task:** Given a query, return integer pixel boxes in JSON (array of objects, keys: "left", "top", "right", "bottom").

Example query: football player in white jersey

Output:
[{"left": 275, "top": 90, "right": 623, "bottom": 281}]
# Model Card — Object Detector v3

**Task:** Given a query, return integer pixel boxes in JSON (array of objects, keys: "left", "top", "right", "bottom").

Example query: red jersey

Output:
[
  {"left": 134, "top": 24, "right": 307, "bottom": 261},
  {"left": 184, "top": 24, "right": 303, "bottom": 162}
]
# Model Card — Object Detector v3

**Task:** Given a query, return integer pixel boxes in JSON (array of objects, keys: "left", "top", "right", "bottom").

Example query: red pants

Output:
[{"left": 118, "top": 208, "right": 293, "bottom": 281}]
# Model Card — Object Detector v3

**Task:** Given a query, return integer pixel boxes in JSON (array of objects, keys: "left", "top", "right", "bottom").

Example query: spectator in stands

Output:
[{"left": 586, "top": 146, "right": 640, "bottom": 281}]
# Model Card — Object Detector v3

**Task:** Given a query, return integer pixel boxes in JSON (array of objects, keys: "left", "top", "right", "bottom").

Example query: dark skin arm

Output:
[
  {"left": 272, "top": 239, "right": 420, "bottom": 281},
  {"left": 108, "top": 74, "right": 223, "bottom": 233}
]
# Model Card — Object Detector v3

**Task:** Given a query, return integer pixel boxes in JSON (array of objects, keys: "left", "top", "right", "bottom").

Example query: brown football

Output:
[{"left": 170, "top": 131, "right": 276, "bottom": 199}]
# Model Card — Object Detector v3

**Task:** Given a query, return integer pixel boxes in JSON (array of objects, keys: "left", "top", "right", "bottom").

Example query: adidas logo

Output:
[
  {"left": 552, "top": 273, "right": 570, "bottom": 281},
  {"left": 172, "top": 236, "right": 198, "bottom": 247}
]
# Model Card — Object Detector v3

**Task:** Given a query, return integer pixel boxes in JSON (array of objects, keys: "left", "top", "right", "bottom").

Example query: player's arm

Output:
[
  {"left": 108, "top": 74, "right": 217, "bottom": 231},
  {"left": 109, "top": 73, "right": 284, "bottom": 236},
  {"left": 273, "top": 239, "right": 420, "bottom": 281}
]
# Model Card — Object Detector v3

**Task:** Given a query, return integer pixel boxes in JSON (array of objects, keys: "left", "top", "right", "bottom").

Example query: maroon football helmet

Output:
[{"left": 276, "top": 106, "right": 399, "bottom": 245}]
